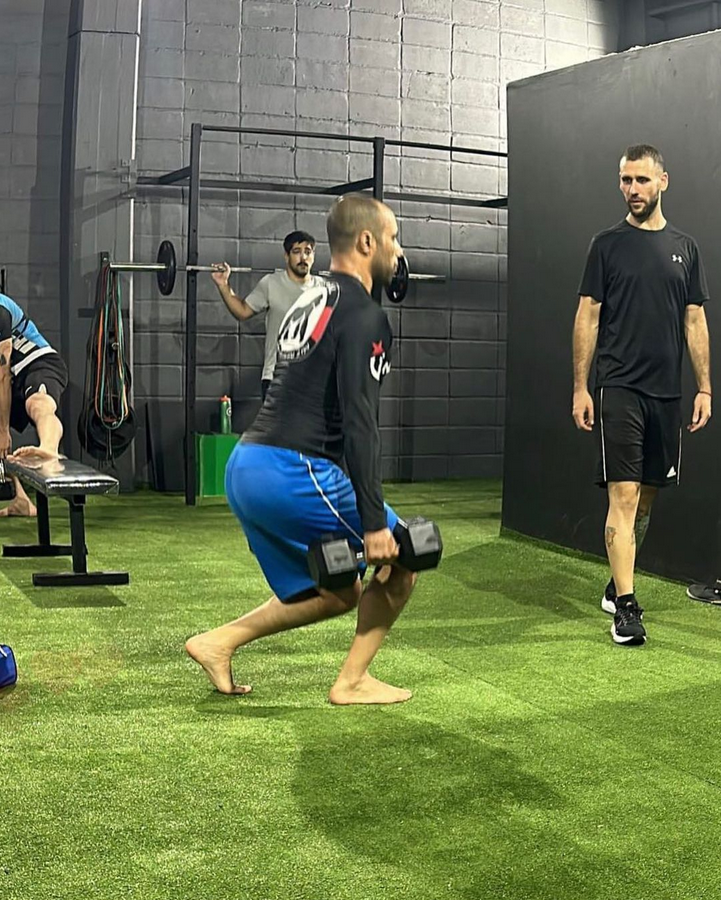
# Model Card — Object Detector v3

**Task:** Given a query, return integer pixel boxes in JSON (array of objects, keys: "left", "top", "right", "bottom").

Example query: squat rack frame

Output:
[{"left": 135, "top": 123, "right": 508, "bottom": 505}]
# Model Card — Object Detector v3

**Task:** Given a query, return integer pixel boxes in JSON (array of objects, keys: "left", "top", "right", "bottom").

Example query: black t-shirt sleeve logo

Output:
[
  {"left": 369, "top": 339, "right": 391, "bottom": 382},
  {"left": 277, "top": 280, "right": 340, "bottom": 363}
]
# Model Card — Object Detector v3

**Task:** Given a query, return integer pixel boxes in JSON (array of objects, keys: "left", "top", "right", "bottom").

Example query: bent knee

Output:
[
  {"left": 375, "top": 565, "right": 417, "bottom": 610},
  {"left": 25, "top": 391, "right": 57, "bottom": 418},
  {"left": 321, "top": 580, "right": 362, "bottom": 613}
]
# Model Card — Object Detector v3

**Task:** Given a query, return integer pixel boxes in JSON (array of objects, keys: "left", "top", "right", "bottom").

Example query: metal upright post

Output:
[
  {"left": 185, "top": 123, "right": 202, "bottom": 506},
  {"left": 372, "top": 136, "right": 385, "bottom": 202},
  {"left": 372, "top": 137, "right": 386, "bottom": 306}
]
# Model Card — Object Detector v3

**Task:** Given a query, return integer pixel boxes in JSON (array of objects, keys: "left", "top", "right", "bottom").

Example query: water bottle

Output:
[{"left": 219, "top": 395, "right": 232, "bottom": 434}]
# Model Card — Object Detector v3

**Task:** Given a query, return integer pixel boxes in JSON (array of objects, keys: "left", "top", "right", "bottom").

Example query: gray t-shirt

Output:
[{"left": 245, "top": 271, "right": 324, "bottom": 381}]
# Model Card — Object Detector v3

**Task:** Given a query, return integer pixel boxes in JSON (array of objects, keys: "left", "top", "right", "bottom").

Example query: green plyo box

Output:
[{"left": 195, "top": 433, "right": 239, "bottom": 498}]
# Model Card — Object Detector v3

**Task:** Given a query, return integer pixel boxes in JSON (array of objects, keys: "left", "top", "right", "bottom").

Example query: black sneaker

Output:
[
  {"left": 601, "top": 578, "right": 617, "bottom": 615},
  {"left": 611, "top": 595, "right": 646, "bottom": 646},
  {"left": 687, "top": 581, "right": 721, "bottom": 604}
]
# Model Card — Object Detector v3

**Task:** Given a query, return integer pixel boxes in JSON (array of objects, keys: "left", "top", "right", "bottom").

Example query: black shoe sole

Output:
[{"left": 611, "top": 624, "right": 646, "bottom": 646}]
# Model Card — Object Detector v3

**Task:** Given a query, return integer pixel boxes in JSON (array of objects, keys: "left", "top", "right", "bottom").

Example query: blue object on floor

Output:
[{"left": 0, "top": 645, "right": 17, "bottom": 688}]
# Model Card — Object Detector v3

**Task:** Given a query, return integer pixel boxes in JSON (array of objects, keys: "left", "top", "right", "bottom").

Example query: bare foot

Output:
[
  {"left": 185, "top": 634, "right": 251, "bottom": 695},
  {"left": 0, "top": 498, "right": 37, "bottom": 518},
  {"left": 9, "top": 447, "right": 61, "bottom": 462},
  {"left": 329, "top": 674, "right": 412, "bottom": 706}
]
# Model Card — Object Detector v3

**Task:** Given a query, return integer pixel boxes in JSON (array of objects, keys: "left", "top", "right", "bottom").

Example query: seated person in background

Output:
[
  {"left": 211, "top": 230, "right": 322, "bottom": 400},
  {"left": 0, "top": 293, "right": 68, "bottom": 517}
]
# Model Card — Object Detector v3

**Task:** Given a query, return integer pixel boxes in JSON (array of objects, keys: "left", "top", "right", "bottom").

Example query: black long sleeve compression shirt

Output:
[{"left": 242, "top": 273, "right": 393, "bottom": 532}]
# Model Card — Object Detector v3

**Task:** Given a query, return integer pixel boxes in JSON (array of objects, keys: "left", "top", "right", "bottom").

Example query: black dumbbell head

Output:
[
  {"left": 308, "top": 537, "right": 360, "bottom": 591},
  {"left": 394, "top": 517, "right": 443, "bottom": 572}
]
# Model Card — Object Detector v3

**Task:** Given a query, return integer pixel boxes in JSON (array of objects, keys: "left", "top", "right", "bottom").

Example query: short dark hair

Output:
[
  {"left": 622, "top": 144, "right": 665, "bottom": 170},
  {"left": 283, "top": 231, "right": 315, "bottom": 254},
  {"left": 326, "top": 194, "right": 386, "bottom": 254}
]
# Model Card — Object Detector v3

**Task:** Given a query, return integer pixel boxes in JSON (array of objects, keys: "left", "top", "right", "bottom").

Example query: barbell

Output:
[
  {"left": 107, "top": 240, "right": 225, "bottom": 297},
  {"left": 105, "top": 240, "right": 444, "bottom": 300}
]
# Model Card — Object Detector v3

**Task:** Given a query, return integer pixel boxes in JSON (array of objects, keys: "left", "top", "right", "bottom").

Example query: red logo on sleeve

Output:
[{"left": 369, "top": 339, "right": 391, "bottom": 382}]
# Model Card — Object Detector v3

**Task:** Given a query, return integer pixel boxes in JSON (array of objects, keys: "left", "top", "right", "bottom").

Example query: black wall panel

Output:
[{"left": 503, "top": 31, "right": 721, "bottom": 583}]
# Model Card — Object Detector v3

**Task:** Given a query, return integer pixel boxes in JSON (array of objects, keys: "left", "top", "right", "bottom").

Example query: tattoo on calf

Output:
[
  {"left": 634, "top": 513, "right": 650, "bottom": 549},
  {"left": 0, "top": 353, "right": 6, "bottom": 367},
  {"left": 605, "top": 526, "right": 617, "bottom": 548}
]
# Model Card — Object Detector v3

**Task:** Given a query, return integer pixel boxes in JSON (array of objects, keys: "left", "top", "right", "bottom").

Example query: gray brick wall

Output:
[
  {"left": 0, "top": 0, "right": 71, "bottom": 348},
  {"left": 1, "top": 0, "right": 622, "bottom": 484},
  {"left": 130, "top": 0, "right": 621, "bottom": 484}
]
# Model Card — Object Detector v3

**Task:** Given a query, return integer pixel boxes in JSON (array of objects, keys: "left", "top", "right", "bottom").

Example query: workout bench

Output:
[{"left": 0, "top": 457, "right": 129, "bottom": 587}]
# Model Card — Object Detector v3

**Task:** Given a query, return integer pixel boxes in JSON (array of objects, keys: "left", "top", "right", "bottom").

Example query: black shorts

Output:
[
  {"left": 596, "top": 386, "right": 682, "bottom": 488},
  {"left": 10, "top": 353, "right": 68, "bottom": 432}
]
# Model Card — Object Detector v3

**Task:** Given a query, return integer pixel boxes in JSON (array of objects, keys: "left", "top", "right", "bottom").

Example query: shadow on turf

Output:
[
  {"left": 195, "top": 699, "right": 317, "bottom": 717},
  {"left": 0, "top": 561, "right": 125, "bottom": 608},
  {"left": 291, "top": 713, "right": 563, "bottom": 877},
  {"left": 430, "top": 541, "right": 596, "bottom": 621}
]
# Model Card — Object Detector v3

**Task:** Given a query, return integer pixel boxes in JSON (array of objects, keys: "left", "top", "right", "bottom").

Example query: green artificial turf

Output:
[{"left": 2, "top": 480, "right": 721, "bottom": 900}]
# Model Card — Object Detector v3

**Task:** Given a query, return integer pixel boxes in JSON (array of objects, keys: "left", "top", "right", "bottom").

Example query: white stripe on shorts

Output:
[
  {"left": 599, "top": 387, "right": 607, "bottom": 482},
  {"left": 300, "top": 453, "right": 363, "bottom": 544}
]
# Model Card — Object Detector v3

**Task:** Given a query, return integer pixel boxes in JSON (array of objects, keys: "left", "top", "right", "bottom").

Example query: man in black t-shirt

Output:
[
  {"left": 186, "top": 194, "right": 419, "bottom": 705},
  {"left": 572, "top": 144, "right": 711, "bottom": 646}
]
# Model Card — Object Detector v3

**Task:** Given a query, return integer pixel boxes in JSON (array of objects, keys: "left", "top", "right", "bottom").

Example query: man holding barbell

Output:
[
  {"left": 211, "top": 230, "right": 323, "bottom": 400},
  {"left": 0, "top": 292, "right": 68, "bottom": 516},
  {"left": 186, "top": 194, "right": 435, "bottom": 705}
]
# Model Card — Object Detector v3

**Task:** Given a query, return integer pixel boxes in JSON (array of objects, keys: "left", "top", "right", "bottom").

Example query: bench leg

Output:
[
  {"left": 2, "top": 492, "right": 73, "bottom": 558},
  {"left": 69, "top": 497, "right": 88, "bottom": 574},
  {"left": 32, "top": 495, "right": 129, "bottom": 587},
  {"left": 37, "top": 492, "right": 51, "bottom": 545}
]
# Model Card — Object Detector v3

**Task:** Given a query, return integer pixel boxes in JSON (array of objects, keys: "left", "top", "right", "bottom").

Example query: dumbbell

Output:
[
  {"left": 0, "top": 460, "right": 16, "bottom": 502},
  {"left": 308, "top": 517, "right": 443, "bottom": 591}
]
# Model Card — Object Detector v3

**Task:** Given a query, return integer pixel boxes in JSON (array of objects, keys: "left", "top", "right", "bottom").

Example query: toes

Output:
[{"left": 216, "top": 682, "right": 251, "bottom": 696}]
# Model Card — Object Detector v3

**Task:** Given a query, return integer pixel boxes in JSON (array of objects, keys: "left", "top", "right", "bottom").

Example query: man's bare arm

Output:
[
  {"left": 573, "top": 295, "right": 601, "bottom": 391},
  {"left": 685, "top": 304, "right": 711, "bottom": 392},
  {"left": 685, "top": 303, "right": 712, "bottom": 432},
  {"left": 572, "top": 295, "right": 601, "bottom": 431},
  {"left": 0, "top": 338, "right": 12, "bottom": 457},
  {"left": 211, "top": 264, "right": 257, "bottom": 322}
]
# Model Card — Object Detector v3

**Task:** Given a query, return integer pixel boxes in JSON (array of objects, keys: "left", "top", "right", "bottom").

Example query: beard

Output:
[
  {"left": 289, "top": 261, "right": 310, "bottom": 278},
  {"left": 628, "top": 191, "right": 660, "bottom": 223},
  {"left": 371, "top": 254, "right": 395, "bottom": 287}
]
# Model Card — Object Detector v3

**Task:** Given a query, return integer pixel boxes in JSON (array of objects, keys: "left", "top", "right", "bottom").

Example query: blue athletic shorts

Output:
[{"left": 225, "top": 442, "right": 400, "bottom": 602}]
